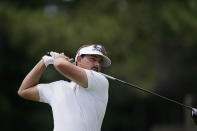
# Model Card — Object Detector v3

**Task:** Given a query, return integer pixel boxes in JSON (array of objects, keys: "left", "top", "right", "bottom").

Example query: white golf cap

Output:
[{"left": 75, "top": 45, "right": 111, "bottom": 67}]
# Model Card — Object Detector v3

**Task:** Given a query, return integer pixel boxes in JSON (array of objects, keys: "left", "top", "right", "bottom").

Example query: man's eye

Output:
[{"left": 91, "top": 58, "right": 96, "bottom": 61}]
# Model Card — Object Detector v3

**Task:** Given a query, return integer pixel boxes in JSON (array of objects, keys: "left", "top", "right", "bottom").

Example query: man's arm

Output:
[
  {"left": 53, "top": 54, "right": 88, "bottom": 88},
  {"left": 18, "top": 59, "right": 46, "bottom": 101}
]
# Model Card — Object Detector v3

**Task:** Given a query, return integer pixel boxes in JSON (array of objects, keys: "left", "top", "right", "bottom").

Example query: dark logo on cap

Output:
[{"left": 93, "top": 45, "right": 102, "bottom": 53}]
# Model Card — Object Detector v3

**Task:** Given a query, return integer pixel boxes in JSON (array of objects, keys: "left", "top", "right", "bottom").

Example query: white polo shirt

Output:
[{"left": 37, "top": 69, "right": 109, "bottom": 131}]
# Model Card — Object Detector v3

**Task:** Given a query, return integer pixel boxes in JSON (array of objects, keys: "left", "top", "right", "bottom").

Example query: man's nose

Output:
[{"left": 94, "top": 61, "right": 100, "bottom": 67}]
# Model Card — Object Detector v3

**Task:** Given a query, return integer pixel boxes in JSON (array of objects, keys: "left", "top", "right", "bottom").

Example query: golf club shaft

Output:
[
  {"left": 100, "top": 73, "right": 193, "bottom": 110},
  {"left": 45, "top": 52, "right": 193, "bottom": 110}
]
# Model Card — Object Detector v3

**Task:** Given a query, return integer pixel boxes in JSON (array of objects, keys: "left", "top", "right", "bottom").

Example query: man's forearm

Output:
[
  {"left": 18, "top": 59, "right": 46, "bottom": 93},
  {"left": 53, "top": 57, "right": 88, "bottom": 88}
]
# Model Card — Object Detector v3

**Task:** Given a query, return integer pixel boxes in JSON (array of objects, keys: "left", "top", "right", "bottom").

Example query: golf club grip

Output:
[{"left": 46, "top": 52, "right": 51, "bottom": 56}]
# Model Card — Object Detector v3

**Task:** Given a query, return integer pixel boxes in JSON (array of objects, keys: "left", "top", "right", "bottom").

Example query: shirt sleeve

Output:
[
  {"left": 37, "top": 81, "right": 62, "bottom": 104},
  {"left": 84, "top": 69, "right": 109, "bottom": 100}
]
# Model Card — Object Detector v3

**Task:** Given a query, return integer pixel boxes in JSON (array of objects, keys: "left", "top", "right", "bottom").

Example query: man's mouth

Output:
[{"left": 91, "top": 67, "right": 98, "bottom": 72}]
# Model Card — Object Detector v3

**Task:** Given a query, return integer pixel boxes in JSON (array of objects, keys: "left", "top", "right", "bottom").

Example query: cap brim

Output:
[{"left": 100, "top": 55, "right": 111, "bottom": 67}]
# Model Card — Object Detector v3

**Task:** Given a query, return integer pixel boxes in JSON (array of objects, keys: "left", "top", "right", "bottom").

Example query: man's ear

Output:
[{"left": 77, "top": 56, "right": 82, "bottom": 63}]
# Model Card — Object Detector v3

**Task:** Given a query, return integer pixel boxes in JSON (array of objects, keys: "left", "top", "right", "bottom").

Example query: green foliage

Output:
[{"left": 1, "top": 0, "right": 197, "bottom": 130}]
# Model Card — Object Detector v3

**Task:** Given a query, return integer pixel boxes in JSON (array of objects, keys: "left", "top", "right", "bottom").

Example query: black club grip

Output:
[{"left": 46, "top": 52, "right": 51, "bottom": 56}]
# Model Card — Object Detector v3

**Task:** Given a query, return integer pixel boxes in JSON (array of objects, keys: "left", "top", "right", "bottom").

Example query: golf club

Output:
[
  {"left": 46, "top": 52, "right": 197, "bottom": 125},
  {"left": 99, "top": 72, "right": 197, "bottom": 125}
]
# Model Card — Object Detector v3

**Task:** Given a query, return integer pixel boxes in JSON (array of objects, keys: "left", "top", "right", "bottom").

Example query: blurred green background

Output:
[{"left": 1, "top": 0, "right": 197, "bottom": 131}]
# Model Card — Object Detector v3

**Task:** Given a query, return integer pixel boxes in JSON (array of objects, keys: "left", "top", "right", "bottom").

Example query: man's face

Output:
[{"left": 77, "top": 55, "right": 103, "bottom": 72}]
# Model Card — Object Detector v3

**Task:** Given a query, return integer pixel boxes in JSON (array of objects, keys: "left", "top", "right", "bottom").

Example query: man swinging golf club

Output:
[{"left": 18, "top": 44, "right": 111, "bottom": 131}]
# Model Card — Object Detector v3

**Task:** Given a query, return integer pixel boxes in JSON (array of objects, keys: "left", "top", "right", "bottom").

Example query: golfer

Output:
[{"left": 18, "top": 44, "right": 111, "bottom": 131}]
